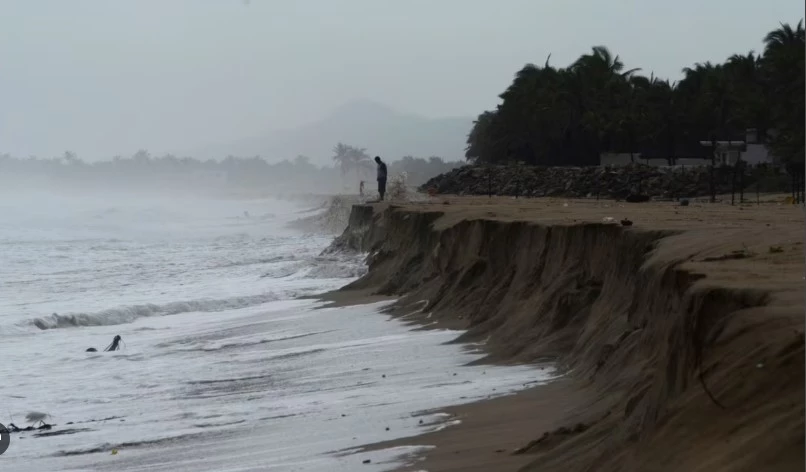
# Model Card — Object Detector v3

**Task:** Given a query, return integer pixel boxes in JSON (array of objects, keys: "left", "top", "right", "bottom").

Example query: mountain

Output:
[{"left": 189, "top": 99, "right": 473, "bottom": 164}]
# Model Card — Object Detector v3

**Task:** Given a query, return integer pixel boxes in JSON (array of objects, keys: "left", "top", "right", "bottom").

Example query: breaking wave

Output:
[
  {"left": 259, "top": 254, "right": 366, "bottom": 280},
  {"left": 216, "top": 254, "right": 300, "bottom": 270},
  {"left": 29, "top": 293, "right": 281, "bottom": 330},
  {"left": 302, "top": 259, "right": 367, "bottom": 279}
]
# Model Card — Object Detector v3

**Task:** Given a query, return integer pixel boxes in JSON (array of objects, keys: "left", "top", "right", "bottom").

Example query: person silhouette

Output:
[{"left": 374, "top": 156, "right": 387, "bottom": 201}]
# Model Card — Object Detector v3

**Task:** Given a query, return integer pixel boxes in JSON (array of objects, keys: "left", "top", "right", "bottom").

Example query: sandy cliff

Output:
[{"left": 326, "top": 197, "right": 804, "bottom": 472}]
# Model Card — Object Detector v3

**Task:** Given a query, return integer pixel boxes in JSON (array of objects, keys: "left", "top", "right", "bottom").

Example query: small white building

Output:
[
  {"left": 600, "top": 129, "right": 776, "bottom": 167},
  {"left": 698, "top": 129, "right": 775, "bottom": 166},
  {"left": 599, "top": 153, "right": 710, "bottom": 167}
]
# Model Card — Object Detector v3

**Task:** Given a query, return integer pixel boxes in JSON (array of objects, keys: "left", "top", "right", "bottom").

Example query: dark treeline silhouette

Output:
[
  {"left": 330, "top": 143, "right": 462, "bottom": 188},
  {"left": 0, "top": 145, "right": 462, "bottom": 195},
  {"left": 465, "top": 21, "right": 804, "bottom": 181}
]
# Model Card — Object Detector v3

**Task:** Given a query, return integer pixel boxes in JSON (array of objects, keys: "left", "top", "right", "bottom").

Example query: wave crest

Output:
[{"left": 29, "top": 293, "right": 280, "bottom": 330}]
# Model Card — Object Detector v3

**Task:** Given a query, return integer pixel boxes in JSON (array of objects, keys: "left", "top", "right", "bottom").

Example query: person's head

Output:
[{"left": 374, "top": 156, "right": 381, "bottom": 163}]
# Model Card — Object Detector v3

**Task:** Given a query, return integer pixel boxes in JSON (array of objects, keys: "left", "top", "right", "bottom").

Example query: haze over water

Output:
[
  {"left": 5, "top": 1, "right": 795, "bottom": 468},
  {"left": 0, "top": 189, "right": 546, "bottom": 471}
]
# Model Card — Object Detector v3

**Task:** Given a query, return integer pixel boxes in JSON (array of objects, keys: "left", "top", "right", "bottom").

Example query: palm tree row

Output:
[{"left": 465, "top": 21, "right": 804, "bottom": 174}]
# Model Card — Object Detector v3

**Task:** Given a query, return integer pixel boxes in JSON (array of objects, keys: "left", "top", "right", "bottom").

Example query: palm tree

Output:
[
  {"left": 332, "top": 143, "right": 354, "bottom": 176},
  {"left": 645, "top": 79, "right": 682, "bottom": 165},
  {"left": 680, "top": 62, "right": 739, "bottom": 201},
  {"left": 724, "top": 52, "right": 768, "bottom": 138},
  {"left": 763, "top": 21, "right": 805, "bottom": 201},
  {"left": 571, "top": 46, "right": 642, "bottom": 162},
  {"left": 462, "top": 22, "right": 802, "bottom": 179},
  {"left": 332, "top": 143, "right": 372, "bottom": 188},
  {"left": 762, "top": 24, "right": 805, "bottom": 151},
  {"left": 466, "top": 110, "right": 502, "bottom": 163}
]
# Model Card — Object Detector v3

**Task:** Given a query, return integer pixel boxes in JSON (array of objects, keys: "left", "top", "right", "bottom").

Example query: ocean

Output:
[{"left": 0, "top": 190, "right": 545, "bottom": 471}]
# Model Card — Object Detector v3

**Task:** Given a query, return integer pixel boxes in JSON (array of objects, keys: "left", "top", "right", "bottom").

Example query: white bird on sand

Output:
[{"left": 25, "top": 411, "right": 50, "bottom": 426}]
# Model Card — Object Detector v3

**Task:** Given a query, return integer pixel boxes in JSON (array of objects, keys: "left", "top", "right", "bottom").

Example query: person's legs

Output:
[{"left": 378, "top": 178, "right": 387, "bottom": 200}]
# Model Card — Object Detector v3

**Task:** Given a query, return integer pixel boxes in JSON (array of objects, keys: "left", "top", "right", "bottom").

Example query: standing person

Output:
[{"left": 374, "top": 156, "right": 388, "bottom": 201}]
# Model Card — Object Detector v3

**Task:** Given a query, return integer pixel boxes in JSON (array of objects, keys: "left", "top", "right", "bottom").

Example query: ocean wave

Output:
[
  {"left": 302, "top": 253, "right": 367, "bottom": 279},
  {"left": 260, "top": 262, "right": 308, "bottom": 278},
  {"left": 28, "top": 293, "right": 281, "bottom": 330},
  {"left": 218, "top": 254, "right": 300, "bottom": 270},
  {"left": 303, "top": 261, "right": 367, "bottom": 279},
  {"left": 258, "top": 254, "right": 365, "bottom": 280}
]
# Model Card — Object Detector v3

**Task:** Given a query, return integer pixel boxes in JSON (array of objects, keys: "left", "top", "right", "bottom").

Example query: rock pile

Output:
[{"left": 420, "top": 164, "right": 777, "bottom": 200}]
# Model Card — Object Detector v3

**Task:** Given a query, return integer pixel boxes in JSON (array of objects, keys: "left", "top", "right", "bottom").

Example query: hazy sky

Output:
[{"left": 1, "top": 0, "right": 802, "bottom": 160}]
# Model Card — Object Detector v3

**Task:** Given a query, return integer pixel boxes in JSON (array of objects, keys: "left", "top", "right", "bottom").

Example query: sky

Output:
[{"left": 0, "top": 0, "right": 802, "bottom": 160}]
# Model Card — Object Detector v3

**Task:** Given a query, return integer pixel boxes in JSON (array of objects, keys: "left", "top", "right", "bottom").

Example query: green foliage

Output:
[{"left": 466, "top": 21, "right": 805, "bottom": 173}]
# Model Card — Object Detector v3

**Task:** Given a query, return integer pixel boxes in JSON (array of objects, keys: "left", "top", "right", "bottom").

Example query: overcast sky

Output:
[{"left": 1, "top": 0, "right": 802, "bottom": 160}]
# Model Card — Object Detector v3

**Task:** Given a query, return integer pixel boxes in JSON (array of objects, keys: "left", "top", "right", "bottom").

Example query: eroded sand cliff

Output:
[{"left": 326, "top": 196, "right": 804, "bottom": 472}]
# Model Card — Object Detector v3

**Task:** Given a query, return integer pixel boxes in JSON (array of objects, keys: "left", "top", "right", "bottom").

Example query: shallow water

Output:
[{"left": 0, "top": 191, "right": 551, "bottom": 471}]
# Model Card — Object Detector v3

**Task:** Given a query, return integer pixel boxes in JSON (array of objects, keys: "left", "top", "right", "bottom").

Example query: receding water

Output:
[{"left": 0, "top": 190, "right": 550, "bottom": 471}]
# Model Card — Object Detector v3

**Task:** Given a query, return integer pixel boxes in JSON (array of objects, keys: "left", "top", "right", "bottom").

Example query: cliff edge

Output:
[{"left": 326, "top": 196, "right": 804, "bottom": 472}]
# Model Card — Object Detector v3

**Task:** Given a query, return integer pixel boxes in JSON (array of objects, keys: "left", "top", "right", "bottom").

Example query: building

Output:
[
  {"left": 599, "top": 153, "right": 711, "bottom": 167},
  {"left": 599, "top": 129, "right": 776, "bottom": 167},
  {"left": 698, "top": 129, "right": 775, "bottom": 166}
]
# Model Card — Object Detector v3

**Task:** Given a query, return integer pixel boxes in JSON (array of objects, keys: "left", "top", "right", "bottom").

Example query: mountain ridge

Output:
[{"left": 188, "top": 99, "right": 473, "bottom": 164}]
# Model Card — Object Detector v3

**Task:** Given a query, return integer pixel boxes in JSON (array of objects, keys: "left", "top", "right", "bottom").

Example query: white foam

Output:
[
  {"left": 1, "top": 300, "right": 553, "bottom": 471},
  {"left": 28, "top": 293, "right": 282, "bottom": 330},
  {"left": 0, "top": 194, "right": 555, "bottom": 471}
]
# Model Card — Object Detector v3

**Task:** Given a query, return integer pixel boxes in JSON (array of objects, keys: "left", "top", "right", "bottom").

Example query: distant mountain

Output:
[{"left": 189, "top": 99, "right": 473, "bottom": 164}]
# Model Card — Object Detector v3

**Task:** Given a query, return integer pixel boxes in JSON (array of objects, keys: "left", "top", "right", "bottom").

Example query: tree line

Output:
[
  {"left": 330, "top": 142, "right": 461, "bottom": 187},
  {"left": 0, "top": 145, "right": 461, "bottom": 194},
  {"left": 465, "top": 21, "right": 805, "bottom": 178}
]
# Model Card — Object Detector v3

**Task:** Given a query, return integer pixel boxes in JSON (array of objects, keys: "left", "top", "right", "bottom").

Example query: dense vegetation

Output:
[
  {"left": 465, "top": 21, "right": 805, "bottom": 177},
  {"left": 0, "top": 146, "right": 461, "bottom": 195}
]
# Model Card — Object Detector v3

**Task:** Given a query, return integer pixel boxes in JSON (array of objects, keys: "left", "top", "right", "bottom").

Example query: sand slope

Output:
[{"left": 326, "top": 196, "right": 804, "bottom": 472}]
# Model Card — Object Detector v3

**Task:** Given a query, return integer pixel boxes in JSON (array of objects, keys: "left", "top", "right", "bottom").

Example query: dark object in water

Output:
[
  {"left": 8, "top": 423, "right": 52, "bottom": 433},
  {"left": 620, "top": 218, "right": 633, "bottom": 226},
  {"left": 680, "top": 199, "right": 690, "bottom": 206},
  {"left": 86, "top": 335, "right": 124, "bottom": 352},
  {"left": 104, "top": 335, "right": 123, "bottom": 352},
  {"left": 625, "top": 194, "right": 650, "bottom": 203},
  {"left": 8, "top": 423, "right": 35, "bottom": 433}
]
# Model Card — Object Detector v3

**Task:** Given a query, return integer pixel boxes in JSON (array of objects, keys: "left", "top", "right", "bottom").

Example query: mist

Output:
[
  {"left": 0, "top": 149, "right": 463, "bottom": 200},
  {"left": 2, "top": 0, "right": 802, "bottom": 161}
]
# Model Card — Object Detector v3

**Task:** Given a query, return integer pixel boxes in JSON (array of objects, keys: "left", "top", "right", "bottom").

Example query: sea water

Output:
[{"left": 0, "top": 190, "right": 548, "bottom": 471}]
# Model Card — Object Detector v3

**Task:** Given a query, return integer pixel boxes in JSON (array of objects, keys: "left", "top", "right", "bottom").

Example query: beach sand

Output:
[{"left": 323, "top": 194, "right": 804, "bottom": 472}]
